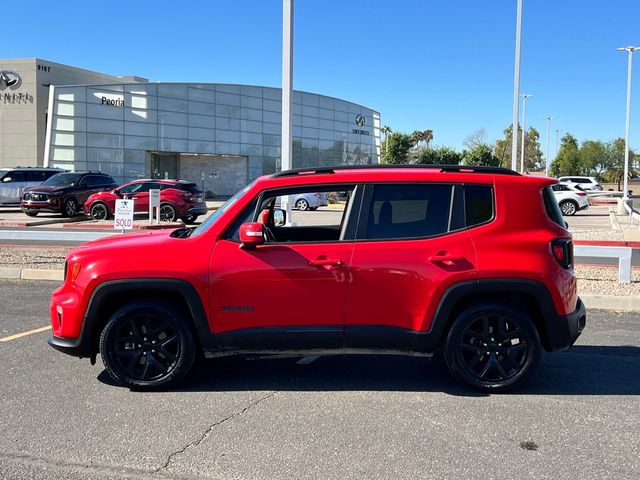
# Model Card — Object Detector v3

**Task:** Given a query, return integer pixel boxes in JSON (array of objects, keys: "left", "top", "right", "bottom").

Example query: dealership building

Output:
[{"left": 1, "top": 58, "right": 380, "bottom": 196}]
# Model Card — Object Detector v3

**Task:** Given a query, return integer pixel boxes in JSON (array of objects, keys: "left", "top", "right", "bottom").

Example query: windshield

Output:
[
  {"left": 190, "top": 182, "right": 255, "bottom": 237},
  {"left": 42, "top": 173, "right": 82, "bottom": 187}
]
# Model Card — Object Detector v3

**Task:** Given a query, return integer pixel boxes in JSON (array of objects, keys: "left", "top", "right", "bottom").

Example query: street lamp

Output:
[
  {"left": 519, "top": 93, "right": 532, "bottom": 173},
  {"left": 555, "top": 129, "right": 559, "bottom": 158},
  {"left": 511, "top": 0, "right": 524, "bottom": 171},
  {"left": 545, "top": 116, "right": 553, "bottom": 176},
  {"left": 616, "top": 45, "right": 639, "bottom": 205}
]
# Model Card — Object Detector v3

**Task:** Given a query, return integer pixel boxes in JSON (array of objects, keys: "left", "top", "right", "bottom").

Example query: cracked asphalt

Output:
[{"left": 1, "top": 279, "right": 639, "bottom": 479}]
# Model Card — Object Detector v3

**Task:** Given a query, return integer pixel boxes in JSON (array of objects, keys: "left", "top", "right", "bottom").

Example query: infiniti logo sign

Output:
[
  {"left": 355, "top": 114, "right": 367, "bottom": 127},
  {"left": 0, "top": 70, "right": 21, "bottom": 90}
]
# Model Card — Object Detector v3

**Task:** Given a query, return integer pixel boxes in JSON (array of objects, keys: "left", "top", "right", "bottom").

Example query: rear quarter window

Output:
[
  {"left": 543, "top": 186, "right": 565, "bottom": 227},
  {"left": 464, "top": 185, "right": 494, "bottom": 227}
]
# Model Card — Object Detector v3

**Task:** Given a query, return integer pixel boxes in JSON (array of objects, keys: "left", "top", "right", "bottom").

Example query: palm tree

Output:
[
  {"left": 423, "top": 129, "right": 434, "bottom": 149},
  {"left": 381, "top": 125, "right": 392, "bottom": 161}
]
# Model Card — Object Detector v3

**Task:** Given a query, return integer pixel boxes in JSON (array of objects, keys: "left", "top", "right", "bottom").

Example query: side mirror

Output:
[
  {"left": 114, "top": 189, "right": 122, "bottom": 197},
  {"left": 2, "top": 176, "right": 12, "bottom": 183},
  {"left": 239, "top": 222, "right": 264, "bottom": 249},
  {"left": 274, "top": 209, "right": 286, "bottom": 227}
]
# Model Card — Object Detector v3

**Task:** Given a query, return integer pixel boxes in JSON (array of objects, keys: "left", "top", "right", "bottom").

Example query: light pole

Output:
[
  {"left": 555, "top": 129, "right": 559, "bottom": 158},
  {"left": 545, "top": 116, "right": 553, "bottom": 175},
  {"left": 616, "top": 45, "right": 639, "bottom": 204},
  {"left": 281, "top": 0, "right": 294, "bottom": 220},
  {"left": 511, "top": 0, "right": 524, "bottom": 171},
  {"left": 519, "top": 93, "right": 532, "bottom": 173}
]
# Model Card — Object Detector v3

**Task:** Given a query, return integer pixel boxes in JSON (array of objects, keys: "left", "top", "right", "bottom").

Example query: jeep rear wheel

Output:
[
  {"left": 444, "top": 303, "right": 541, "bottom": 393},
  {"left": 99, "top": 301, "right": 196, "bottom": 390}
]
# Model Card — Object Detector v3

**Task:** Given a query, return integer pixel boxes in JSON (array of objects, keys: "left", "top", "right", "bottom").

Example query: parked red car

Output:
[
  {"left": 50, "top": 165, "right": 585, "bottom": 392},
  {"left": 84, "top": 179, "right": 208, "bottom": 223}
]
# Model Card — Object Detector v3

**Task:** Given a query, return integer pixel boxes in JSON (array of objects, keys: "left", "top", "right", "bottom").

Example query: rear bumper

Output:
[
  {"left": 546, "top": 297, "right": 586, "bottom": 352},
  {"left": 186, "top": 205, "right": 209, "bottom": 216}
]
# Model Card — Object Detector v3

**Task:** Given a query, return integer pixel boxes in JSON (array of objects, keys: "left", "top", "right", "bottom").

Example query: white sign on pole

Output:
[
  {"left": 114, "top": 199, "right": 134, "bottom": 231},
  {"left": 148, "top": 188, "right": 160, "bottom": 224}
]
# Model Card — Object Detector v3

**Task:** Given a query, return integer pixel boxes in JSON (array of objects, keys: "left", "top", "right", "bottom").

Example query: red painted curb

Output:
[
  {"left": 61, "top": 222, "right": 182, "bottom": 230},
  {"left": 574, "top": 240, "right": 640, "bottom": 248}
]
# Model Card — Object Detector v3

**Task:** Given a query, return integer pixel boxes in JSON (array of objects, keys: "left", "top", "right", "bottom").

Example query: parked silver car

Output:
[
  {"left": 552, "top": 182, "right": 589, "bottom": 216},
  {"left": 0, "top": 167, "right": 65, "bottom": 205},
  {"left": 290, "top": 192, "right": 329, "bottom": 210}
]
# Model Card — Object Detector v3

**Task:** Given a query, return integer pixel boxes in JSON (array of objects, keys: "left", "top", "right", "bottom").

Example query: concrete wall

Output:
[{"left": 0, "top": 58, "right": 137, "bottom": 168}]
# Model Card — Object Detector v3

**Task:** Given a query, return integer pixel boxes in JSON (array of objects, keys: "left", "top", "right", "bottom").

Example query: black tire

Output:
[
  {"left": 24, "top": 211, "right": 38, "bottom": 217},
  {"left": 308, "top": 207, "right": 318, "bottom": 211},
  {"left": 559, "top": 200, "right": 578, "bottom": 216},
  {"left": 295, "top": 199, "right": 309, "bottom": 211},
  {"left": 159, "top": 203, "right": 177, "bottom": 222},
  {"left": 444, "top": 303, "right": 541, "bottom": 393},
  {"left": 182, "top": 214, "right": 198, "bottom": 224},
  {"left": 99, "top": 301, "right": 196, "bottom": 390},
  {"left": 63, "top": 198, "right": 79, "bottom": 217},
  {"left": 90, "top": 202, "right": 110, "bottom": 220}
]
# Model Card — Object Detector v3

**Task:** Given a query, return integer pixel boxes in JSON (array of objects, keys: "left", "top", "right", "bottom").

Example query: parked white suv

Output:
[
  {"left": 558, "top": 176, "right": 602, "bottom": 191},
  {"left": 552, "top": 182, "right": 589, "bottom": 216}
]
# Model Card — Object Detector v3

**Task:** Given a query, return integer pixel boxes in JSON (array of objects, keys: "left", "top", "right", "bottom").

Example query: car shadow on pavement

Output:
[{"left": 96, "top": 345, "right": 640, "bottom": 396}]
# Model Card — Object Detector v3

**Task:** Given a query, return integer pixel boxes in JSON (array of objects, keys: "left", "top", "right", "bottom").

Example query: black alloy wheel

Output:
[
  {"left": 444, "top": 303, "right": 541, "bottom": 392},
  {"left": 559, "top": 200, "right": 578, "bottom": 216},
  {"left": 159, "top": 203, "right": 177, "bottom": 222},
  {"left": 100, "top": 301, "right": 195, "bottom": 390},
  {"left": 90, "top": 203, "right": 110, "bottom": 220},
  {"left": 63, "top": 198, "right": 79, "bottom": 217}
]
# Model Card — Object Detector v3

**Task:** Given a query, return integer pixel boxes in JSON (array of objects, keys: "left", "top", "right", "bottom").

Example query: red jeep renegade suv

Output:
[{"left": 48, "top": 165, "right": 586, "bottom": 392}]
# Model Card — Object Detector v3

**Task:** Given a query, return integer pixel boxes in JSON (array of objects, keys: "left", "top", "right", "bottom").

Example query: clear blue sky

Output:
[{"left": 5, "top": 0, "right": 640, "bottom": 153}]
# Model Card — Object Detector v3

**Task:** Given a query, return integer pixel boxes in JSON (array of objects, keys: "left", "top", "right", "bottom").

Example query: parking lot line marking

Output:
[{"left": 0, "top": 326, "right": 50, "bottom": 342}]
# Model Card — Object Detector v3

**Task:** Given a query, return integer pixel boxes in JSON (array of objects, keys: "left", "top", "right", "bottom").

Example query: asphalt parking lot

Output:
[{"left": 0, "top": 280, "right": 639, "bottom": 479}]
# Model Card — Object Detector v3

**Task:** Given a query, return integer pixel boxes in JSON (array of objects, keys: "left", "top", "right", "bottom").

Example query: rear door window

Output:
[{"left": 360, "top": 183, "right": 453, "bottom": 240}]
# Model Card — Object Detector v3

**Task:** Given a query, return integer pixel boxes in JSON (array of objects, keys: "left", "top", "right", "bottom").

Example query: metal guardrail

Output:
[
  {"left": 574, "top": 245, "right": 632, "bottom": 284},
  {"left": 622, "top": 201, "right": 640, "bottom": 226}
]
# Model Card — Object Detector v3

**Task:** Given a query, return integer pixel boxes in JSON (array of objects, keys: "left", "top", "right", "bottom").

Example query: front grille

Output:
[{"left": 23, "top": 193, "right": 48, "bottom": 201}]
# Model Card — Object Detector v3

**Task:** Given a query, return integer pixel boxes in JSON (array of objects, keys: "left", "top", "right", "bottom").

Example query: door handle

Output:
[
  {"left": 428, "top": 254, "right": 465, "bottom": 265},
  {"left": 308, "top": 258, "right": 344, "bottom": 267}
]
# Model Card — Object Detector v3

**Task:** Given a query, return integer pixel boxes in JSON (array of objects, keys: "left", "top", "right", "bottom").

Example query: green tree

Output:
[
  {"left": 579, "top": 140, "right": 609, "bottom": 176},
  {"left": 463, "top": 143, "right": 500, "bottom": 167},
  {"left": 383, "top": 132, "right": 413, "bottom": 164},
  {"left": 494, "top": 124, "right": 544, "bottom": 171},
  {"left": 415, "top": 146, "right": 462, "bottom": 165},
  {"left": 549, "top": 134, "right": 581, "bottom": 177},
  {"left": 602, "top": 138, "right": 637, "bottom": 190}
]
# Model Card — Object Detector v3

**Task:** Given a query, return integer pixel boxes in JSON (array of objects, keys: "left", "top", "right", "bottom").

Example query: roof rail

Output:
[{"left": 271, "top": 164, "right": 520, "bottom": 178}]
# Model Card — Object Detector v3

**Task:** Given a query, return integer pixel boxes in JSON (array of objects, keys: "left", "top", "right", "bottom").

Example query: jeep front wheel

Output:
[
  {"left": 444, "top": 303, "right": 541, "bottom": 393},
  {"left": 99, "top": 301, "right": 196, "bottom": 390}
]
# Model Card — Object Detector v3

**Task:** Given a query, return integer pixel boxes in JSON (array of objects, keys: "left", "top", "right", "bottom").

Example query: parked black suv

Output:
[{"left": 21, "top": 171, "right": 118, "bottom": 217}]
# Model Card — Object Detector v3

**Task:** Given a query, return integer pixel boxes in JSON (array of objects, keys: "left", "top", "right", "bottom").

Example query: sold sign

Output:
[{"left": 114, "top": 199, "right": 134, "bottom": 230}]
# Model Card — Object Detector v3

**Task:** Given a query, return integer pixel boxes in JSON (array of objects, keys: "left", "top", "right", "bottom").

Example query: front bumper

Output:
[{"left": 20, "top": 198, "right": 63, "bottom": 214}]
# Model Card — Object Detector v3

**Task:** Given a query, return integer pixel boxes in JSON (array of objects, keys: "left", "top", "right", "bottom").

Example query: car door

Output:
[
  {"left": 345, "top": 183, "right": 479, "bottom": 351},
  {"left": 129, "top": 182, "right": 153, "bottom": 213},
  {"left": 208, "top": 184, "right": 359, "bottom": 350}
]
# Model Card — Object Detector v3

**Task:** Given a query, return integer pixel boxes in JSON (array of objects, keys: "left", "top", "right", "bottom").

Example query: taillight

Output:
[
  {"left": 576, "top": 192, "right": 587, "bottom": 197},
  {"left": 551, "top": 239, "right": 573, "bottom": 269},
  {"left": 314, "top": 193, "right": 322, "bottom": 199}
]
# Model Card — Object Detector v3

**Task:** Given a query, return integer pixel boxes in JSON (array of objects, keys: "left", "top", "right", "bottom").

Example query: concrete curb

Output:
[
  {"left": 581, "top": 294, "right": 640, "bottom": 312},
  {"left": 0, "top": 268, "right": 63, "bottom": 281}
]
